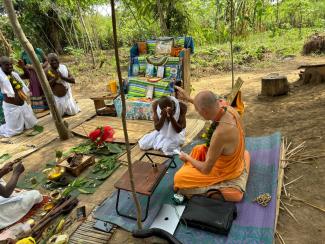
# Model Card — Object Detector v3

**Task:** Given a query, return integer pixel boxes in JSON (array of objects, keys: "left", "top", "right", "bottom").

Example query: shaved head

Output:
[
  {"left": 194, "top": 91, "right": 219, "bottom": 120},
  {"left": 0, "top": 56, "right": 10, "bottom": 65},
  {"left": 194, "top": 91, "right": 218, "bottom": 110}
]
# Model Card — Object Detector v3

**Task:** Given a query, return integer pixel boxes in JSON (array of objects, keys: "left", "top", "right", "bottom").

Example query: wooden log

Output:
[
  {"left": 300, "top": 66, "right": 325, "bottom": 84},
  {"left": 182, "top": 48, "right": 191, "bottom": 96},
  {"left": 261, "top": 73, "right": 288, "bottom": 96}
]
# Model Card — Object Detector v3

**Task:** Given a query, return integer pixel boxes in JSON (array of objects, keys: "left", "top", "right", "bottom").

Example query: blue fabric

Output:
[
  {"left": 94, "top": 133, "right": 281, "bottom": 244},
  {"left": 184, "top": 36, "right": 194, "bottom": 54},
  {"left": 130, "top": 44, "right": 139, "bottom": 59}
]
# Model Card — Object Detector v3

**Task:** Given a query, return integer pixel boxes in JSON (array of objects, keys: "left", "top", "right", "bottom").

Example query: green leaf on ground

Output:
[
  {"left": 26, "top": 125, "right": 44, "bottom": 136},
  {"left": 0, "top": 154, "right": 11, "bottom": 164},
  {"left": 105, "top": 143, "right": 123, "bottom": 154}
]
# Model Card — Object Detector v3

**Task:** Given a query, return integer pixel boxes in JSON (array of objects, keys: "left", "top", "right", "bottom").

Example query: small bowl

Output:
[{"left": 47, "top": 166, "right": 65, "bottom": 181}]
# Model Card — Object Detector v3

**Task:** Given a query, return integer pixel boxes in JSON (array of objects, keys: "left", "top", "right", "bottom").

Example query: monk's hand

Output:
[
  {"left": 13, "top": 162, "right": 25, "bottom": 176},
  {"left": 175, "top": 86, "right": 189, "bottom": 102},
  {"left": 179, "top": 152, "right": 190, "bottom": 162}
]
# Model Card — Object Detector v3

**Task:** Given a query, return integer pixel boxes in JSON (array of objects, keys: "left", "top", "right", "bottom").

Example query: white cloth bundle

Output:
[{"left": 139, "top": 96, "right": 185, "bottom": 155}]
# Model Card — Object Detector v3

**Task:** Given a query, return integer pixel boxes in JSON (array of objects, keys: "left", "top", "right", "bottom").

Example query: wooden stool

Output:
[{"left": 114, "top": 153, "right": 176, "bottom": 222}]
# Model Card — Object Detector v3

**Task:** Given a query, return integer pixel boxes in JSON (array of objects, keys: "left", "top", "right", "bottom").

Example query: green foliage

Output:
[{"left": 63, "top": 46, "right": 84, "bottom": 57}]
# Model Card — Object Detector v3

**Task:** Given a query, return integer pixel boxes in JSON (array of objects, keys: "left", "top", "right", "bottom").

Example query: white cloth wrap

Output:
[
  {"left": 0, "top": 69, "right": 37, "bottom": 137},
  {"left": 53, "top": 64, "right": 80, "bottom": 117},
  {"left": 0, "top": 179, "right": 43, "bottom": 229},
  {"left": 139, "top": 96, "right": 185, "bottom": 155}
]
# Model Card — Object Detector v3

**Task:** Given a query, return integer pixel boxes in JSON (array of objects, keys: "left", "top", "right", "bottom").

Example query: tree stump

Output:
[
  {"left": 261, "top": 73, "right": 289, "bottom": 96},
  {"left": 298, "top": 64, "right": 325, "bottom": 84}
]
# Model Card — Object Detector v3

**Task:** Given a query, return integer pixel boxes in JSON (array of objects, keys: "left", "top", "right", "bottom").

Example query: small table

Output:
[
  {"left": 114, "top": 153, "right": 176, "bottom": 222},
  {"left": 90, "top": 94, "right": 118, "bottom": 116}
]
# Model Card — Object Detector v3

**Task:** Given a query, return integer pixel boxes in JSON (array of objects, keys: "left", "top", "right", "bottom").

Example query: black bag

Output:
[{"left": 182, "top": 196, "right": 237, "bottom": 235}]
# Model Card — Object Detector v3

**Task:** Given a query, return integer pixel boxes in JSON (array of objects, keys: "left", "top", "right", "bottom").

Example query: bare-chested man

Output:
[{"left": 45, "top": 53, "right": 79, "bottom": 117}]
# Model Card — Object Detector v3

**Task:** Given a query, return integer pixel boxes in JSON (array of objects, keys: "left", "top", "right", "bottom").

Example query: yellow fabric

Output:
[
  {"left": 232, "top": 91, "right": 244, "bottom": 116},
  {"left": 16, "top": 237, "right": 36, "bottom": 244},
  {"left": 174, "top": 108, "right": 245, "bottom": 190}
]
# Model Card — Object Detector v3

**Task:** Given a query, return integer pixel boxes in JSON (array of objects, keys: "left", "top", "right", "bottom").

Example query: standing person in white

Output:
[
  {"left": 45, "top": 53, "right": 80, "bottom": 117},
  {"left": 139, "top": 96, "right": 187, "bottom": 155},
  {"left": 0, "top": 56, "right": 37, "bottom": 137}
]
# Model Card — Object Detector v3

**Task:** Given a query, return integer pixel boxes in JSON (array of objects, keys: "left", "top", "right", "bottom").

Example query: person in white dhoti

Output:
[
  {"left": 139, "top": 96, "right": 187, "bottom": 155},
  {"left": 46, "top": 53, "right": 80, "bottom": 117},
  {"left": 0, "top": 161, "right": 42, "bottom": 229},
  {"left": 0, "top": 56, "right": 37, "bottom": 138}
]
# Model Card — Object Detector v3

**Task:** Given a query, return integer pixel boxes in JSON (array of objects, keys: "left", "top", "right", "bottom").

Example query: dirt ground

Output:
[
  {"left": 70, "top": 54, "right": 325, "bottom": 243},
  {"left": 4, "top": 54, "right": 323, "bottom": 243},
  {"left": 188, "top": 56, "right": 325, "bottom": 244}
]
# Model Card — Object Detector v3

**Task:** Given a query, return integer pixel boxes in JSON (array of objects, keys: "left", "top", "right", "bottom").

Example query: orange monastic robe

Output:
[{"left": 174, "top": 108, "right": 245, "bottom": 190}]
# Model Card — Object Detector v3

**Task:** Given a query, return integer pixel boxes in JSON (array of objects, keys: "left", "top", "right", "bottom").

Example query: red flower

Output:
[{"left": 88, "top": 126, "right": 115, "bottom": 145}]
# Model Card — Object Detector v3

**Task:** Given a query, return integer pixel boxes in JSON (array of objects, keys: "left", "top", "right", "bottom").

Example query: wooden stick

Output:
[
  {"left": 282, "top": 201, "right": 294, "bottom": 207},
  {"left": 291, "top": 196, "right": 325, "bottom": 213},
  {"left": 286, "top": 142, "right": 305, "bottom": 158},
  {"left": 275, "top": 139, "right": 286, "bottom": 230},
  {"left": 282, "top": 182, "right": 288, "bottom": 197},
  {"left": 287, "top": 147, "right": 305, "bottom": 159},
  {"left": 276, "top": 231, "right": 286, "bottom": 244},
  {"left": 286, "top": 141, "right": 305, "bottom": 155},
  {"left": 281, "top": 200, "right": 299, "bottom": 223},
  {"left": 284, "top": 175, "right": 303, "bottom": 187}
]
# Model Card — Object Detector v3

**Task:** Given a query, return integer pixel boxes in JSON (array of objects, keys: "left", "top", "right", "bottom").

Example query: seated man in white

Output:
[
  {"left": 139, "top": 96, "right": 187, "bottom": 155},
  {"left": 0, "top": 56, "right": 37, "bottom": 137},
  {"left": 45, "top": 53, "right": 80, "bottom": 117},
  {"left": 0, "top": 161, "right": 42, "bottom": 229}
]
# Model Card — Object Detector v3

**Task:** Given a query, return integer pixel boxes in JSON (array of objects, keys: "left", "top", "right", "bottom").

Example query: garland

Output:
[
  {"left": 8, "top": 75, "right": 23, "bottom": 90},
  {"left": 8, "top": 75, "right": 27, "bottom": 101},
  {"left": 201, "top": 121, "right": 218, "bottom": 147},
  {"left": 48, "top": 69, "right": 59, "bottom": 79}
]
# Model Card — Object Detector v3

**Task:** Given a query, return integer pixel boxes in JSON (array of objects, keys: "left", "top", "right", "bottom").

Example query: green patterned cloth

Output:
[
  {"left": 146, "top": 40, "right": 157, "bottom": 54},
  {"left": 128, "top": 77, "right": 171, "bottom": 98}
]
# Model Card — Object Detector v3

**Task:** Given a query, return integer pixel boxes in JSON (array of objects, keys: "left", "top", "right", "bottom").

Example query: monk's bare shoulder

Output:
[{"left": 213, "top": 119, "right": 237, "bottom": 143}]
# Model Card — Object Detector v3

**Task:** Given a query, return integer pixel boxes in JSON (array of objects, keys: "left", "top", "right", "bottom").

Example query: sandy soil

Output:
[
  {"left": 8, "top": 54, "right": 323, "bottom": 243},
  {"left": 189, "top": 56, "right": 325, "bottom": 244}
]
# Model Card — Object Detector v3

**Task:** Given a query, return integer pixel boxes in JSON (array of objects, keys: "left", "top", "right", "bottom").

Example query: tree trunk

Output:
[
  {"left": 71, "top": 17, "right": 81, "bottom": 49},
  {"left": 230, "top": 0, "right": 235, "bottom": 88},
  {"left": 3, "top": 0, "right": 71, "bottom": 140},
  {"left": 77, "top": 2, "right": 95, "bottom": 68},
  {"left": 156, "top": 0, "right": 168, "bottom": 36},
  {"left": 110, "top": 0, "right": 143, "bottom": 230},
  {"left": 0, "top": 28, "right": 12, "bottom": 56},
  {"left": 48, "top": 10, "right": 63, "bottom": 54}
]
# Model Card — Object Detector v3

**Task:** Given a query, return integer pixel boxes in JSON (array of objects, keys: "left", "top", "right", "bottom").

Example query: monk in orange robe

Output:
[{"left": 174, "top": 87, "right": 250, "bottom": 202}]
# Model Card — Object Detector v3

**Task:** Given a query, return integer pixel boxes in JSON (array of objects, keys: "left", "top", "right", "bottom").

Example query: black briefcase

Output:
[{"left": 182, "top": 195, "right": 237, "bottom": 235}]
